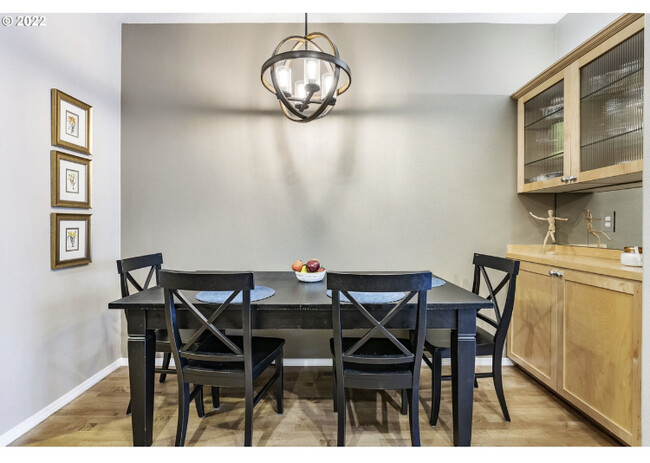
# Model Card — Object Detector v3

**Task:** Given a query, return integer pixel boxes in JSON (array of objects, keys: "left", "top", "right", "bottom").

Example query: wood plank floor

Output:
[{"left": 10, "top": 365, "right": 620, "bottom": 447}]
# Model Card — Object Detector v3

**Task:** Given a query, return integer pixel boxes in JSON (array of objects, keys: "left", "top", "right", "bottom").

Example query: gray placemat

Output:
[
  {"left": 431, "top": 276, "right": 446, "bottom": 287},
  {"left": 325, "top": 276, "right": 445, "bottom": 304},
  {"left": 196, "top": 286, "right": 275, "bottom": 304},
  {"left": 326, "top": 290, "right": 406, "bottom": 304}
]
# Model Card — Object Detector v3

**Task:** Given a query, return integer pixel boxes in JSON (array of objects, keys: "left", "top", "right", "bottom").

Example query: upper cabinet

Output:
[{"left": 513, "top": 15, "right": 644, "bottom": 193}]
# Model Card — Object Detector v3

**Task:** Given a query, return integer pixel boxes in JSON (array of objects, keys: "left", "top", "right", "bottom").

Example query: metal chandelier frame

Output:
[{"left": 261, "top": 14, "right": 352, "bottom": 122}]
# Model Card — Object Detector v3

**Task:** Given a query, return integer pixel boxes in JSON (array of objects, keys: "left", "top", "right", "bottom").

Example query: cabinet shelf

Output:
[
  {"left": 580, "top": 127, "right": 642, "bottom": 149},
  {"left": 524, "top": 107, "right": 564, "bottom": 129},
  {"left": 580, "top": 66, "right": 643, "bottom": 101},
  {"left": 524, "top": 151, "right": 564, "bottom": 167}
]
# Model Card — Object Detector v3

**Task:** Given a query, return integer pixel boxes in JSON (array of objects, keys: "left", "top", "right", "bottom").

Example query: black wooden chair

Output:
[
  {"left": 328, "top": 271, "right": 432, "bottom": 446},
  {"left": 160, "top": 270, "right": 285, "bottom": 446},
  {"left": 117, "top": 253, "right": 218, "bottom": 415},
  {"left": 423, "top": 253, "right": 519, "bottom": 426}
]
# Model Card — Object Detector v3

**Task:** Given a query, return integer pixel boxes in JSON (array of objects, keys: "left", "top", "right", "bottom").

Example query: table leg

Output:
[
  {"left": 450, "top": 308, "right": 477, "bottom": 446},
  {"left": 127, "top": 330, "right": 155, "bottom": 446}
]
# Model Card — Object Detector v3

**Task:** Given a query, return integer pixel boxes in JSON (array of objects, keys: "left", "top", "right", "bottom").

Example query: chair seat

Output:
[
  {"left": 330, "top": 337, "right": 416, "bottom": 374},
  {"left": 185, "top": 335, "right": 284, "bottom": 378},
  {"left": 424, "top": 327, "right": 495, "bottom": 357}
]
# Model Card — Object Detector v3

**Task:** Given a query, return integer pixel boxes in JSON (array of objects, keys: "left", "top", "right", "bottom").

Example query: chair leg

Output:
[
  {"left": 159, "top": 352, "right": 171, "bottom": 383},
  {"left": 211, "top": 387, "right": 220, "bottom": 409},
  {"left": 276, "top": 352, "right": 284, "bottom": 414},
  {"left": 430, "top": 350, "right": 442, "bottom": 426},
  {"left": 493, "top": 356, "right": 511, "bottom": 422},
  {"left": 194, "top": 385, "right": 205, "bottom": 418},
  {"left": 336, "top": 382, "right": 346, "bottom": 446},
  {"left": 175, "top": 382, "right": 190, "bottom": 447},
  {"left": 409, "top": 387, "right": 421, "bottom": 446},
  {"left": 244, "top": 378, "right": 254, "bottom": 446},
  {"left": 126, "top": 399, "right": 132, "bottom": 415},
  {"left": 332, "top": 365, "right": 337, "bottom": 413},
  {"left": 474, "top": 377, "right": 479, "bottom": 388},
  {"left": 401, "top": 389, "right": 408, "bottom": 415}
]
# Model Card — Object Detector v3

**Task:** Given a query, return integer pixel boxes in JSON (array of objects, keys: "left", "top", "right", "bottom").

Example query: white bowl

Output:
[{"left": 295, "top": 269, "right": 326, "bottom": 282}]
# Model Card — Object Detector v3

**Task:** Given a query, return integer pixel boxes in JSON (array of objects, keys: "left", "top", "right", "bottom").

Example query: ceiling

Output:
[{"left": 116, "top": 13, "right": 568, "bottom": 25}]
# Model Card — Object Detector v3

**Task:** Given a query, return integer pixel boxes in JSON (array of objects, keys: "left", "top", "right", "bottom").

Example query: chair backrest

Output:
[
  {"left": 327, "top": 271, "right": 432, "bottom": 368},
  {"left": 471, "top": 254, "right": 520, "bottom": 348},
  {"left": 159, "top": 270, "right": 255, "bottom": 370},
  {"left": 116, "top": 253, "right": 163, "bottom": 297}
]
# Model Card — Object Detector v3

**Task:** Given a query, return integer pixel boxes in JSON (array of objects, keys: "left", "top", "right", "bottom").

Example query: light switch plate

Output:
[{"left": 602, "top": 210, "right": 614, "bottom": 232}]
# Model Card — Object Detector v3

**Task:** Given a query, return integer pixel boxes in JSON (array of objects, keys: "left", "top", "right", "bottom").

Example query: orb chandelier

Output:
[{"left": 261, "top": 13, "right": 351, "bottom": 123}]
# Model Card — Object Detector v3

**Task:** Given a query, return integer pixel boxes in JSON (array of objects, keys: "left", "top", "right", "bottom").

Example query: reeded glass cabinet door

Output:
[
  {"left": 523, "top": 81, "right": 565, "bottom": 184},
  {"left": 580, "top": 30, "right": 643, "bottom": 173}
]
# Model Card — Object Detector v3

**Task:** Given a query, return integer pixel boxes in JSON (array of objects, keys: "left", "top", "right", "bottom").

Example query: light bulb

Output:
[
  {"left": 295, "top": 81, "right": 306, "bottom": 100},
  {"left": 304, "top": 58, "right": 321, "bottom": 88},
  {"left": 321, "top": 73, "right": 336, "bottom": 100},
  {"left": 275, "top": 65, "right": 291, "bottom": 96}
]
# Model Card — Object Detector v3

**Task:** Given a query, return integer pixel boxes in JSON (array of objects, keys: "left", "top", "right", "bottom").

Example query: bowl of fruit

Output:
[{"left": 291, "top": 259, "right": 326, "bottom": 282}]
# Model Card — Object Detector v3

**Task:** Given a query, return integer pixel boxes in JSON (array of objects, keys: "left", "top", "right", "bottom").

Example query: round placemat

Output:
[
  {"left": 326, "top": 290, "right": 406, "bottom": 304},
  {"left": 196, "top": 286, "right": 275, "bottom": 304},
  {"left": 431, "top": 276, "right": 446, "bottom": 287}
]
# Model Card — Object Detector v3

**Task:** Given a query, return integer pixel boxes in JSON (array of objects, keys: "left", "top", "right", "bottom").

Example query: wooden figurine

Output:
[
  {"left": 529, "top": 209, "right": 568, "bottom": 250},
  {"left": 584, "top": 209, "right": 612, "bottom": 248}
]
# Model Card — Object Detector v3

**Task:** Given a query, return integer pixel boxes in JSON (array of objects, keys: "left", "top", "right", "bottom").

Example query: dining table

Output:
[{"left": 108, "top": 270, "right": 493, "bottom": 446}]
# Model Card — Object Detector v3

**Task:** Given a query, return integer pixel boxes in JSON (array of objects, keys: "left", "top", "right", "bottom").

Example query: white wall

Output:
[
  {"left": 555, "top": 13, "right": 623, "bottom": 58},
  {"left": 0, "top": 14, "right": 122, "bottom": 442}
]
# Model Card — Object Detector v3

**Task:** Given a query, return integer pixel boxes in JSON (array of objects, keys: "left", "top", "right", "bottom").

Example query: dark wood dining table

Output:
[{"left": 108, "top": 271, "right": 493, "bottom": 446}]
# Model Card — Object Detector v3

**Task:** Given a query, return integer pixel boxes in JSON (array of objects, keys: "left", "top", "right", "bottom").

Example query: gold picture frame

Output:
[
  {"left": 51, "top": 89, "right": 92, "bottom": 155},
  {"left": 51, "top": 213, "right": 91, "bottom": 269},
  {"left": 51, "top": 150, "right": 91, "bottom": 208}
]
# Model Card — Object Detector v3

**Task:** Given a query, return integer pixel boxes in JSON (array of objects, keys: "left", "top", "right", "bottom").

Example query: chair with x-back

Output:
[
  {"left": 159, "top": 269, "right": 285, "bottom": 446},
  {"left": 328, "top": 271, "right": 432, "bottom": 446},
  {"left": 117, "top": 253, "right": 217, "bottom": 416},
  {"left": 423, "top": 253, "right": 519, "bottom": 426}
]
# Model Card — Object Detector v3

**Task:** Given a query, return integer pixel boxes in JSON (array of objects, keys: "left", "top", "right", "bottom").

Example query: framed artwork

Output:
[
  {"left": 51, "top": 89, "right": 92, "bottom": 155},
  {"left": 51, "top": 150, "right": 91, "bottom": 208},
  {"left": 51, "top": 213, "right": 91, "bottom": 269}
]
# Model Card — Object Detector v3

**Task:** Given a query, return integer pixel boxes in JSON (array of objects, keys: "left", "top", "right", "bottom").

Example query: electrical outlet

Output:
[{"left": 602, "top": 211, "right": 615, "bottom": 232}]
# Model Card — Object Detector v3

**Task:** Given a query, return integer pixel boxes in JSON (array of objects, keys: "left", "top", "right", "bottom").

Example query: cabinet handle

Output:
[
  {"left": 555, "top": 271, "right": 563, "bottom": 278},
  {"left": 560, "top": 177, "right": 568, "bottom": 183},
  {"left": 549, "top": 270, "right": 557, "bottom": 276},
  {"left": 568, "top": 176, "right": 577, "bottom": 182},
  {"left": 549, "top": 270, "right": 564, "bottom": 278}
]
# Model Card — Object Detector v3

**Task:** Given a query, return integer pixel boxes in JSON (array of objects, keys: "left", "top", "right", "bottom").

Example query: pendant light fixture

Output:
[{"left": 261, "top": 13, "right": 351, "bottom": 122}]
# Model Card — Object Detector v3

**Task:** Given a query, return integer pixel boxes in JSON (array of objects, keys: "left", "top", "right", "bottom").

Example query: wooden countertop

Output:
[{"left": 506, "top": 245, "right": 643, "bottom": 281}]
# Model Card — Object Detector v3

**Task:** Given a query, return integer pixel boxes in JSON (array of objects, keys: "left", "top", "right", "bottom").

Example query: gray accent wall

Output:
[
  {"left": 0, "top": 14, "right": 122, "bottom": 441},
  {"left": 121, "top": 22, "right": 555, "bottom": 358},
  {"left": 555, "top": 188, "right": 642, "bottom": 249}
]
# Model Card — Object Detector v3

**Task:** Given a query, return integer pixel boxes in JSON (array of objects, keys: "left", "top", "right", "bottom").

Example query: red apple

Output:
[
  {"left": 306, "top": 259, "right": 320, "bottom": 272},
  {"left": 291, "top": 260, "right": 303, "bottom": 272}
]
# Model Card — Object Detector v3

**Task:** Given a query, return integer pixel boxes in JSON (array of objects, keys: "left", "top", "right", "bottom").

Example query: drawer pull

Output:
[{"left": 549, "top": 270, "right": 564, "bottom": 278}]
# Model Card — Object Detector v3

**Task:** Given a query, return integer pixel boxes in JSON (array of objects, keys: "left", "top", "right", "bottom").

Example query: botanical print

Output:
[
  {"left": 66, "top": 168, "right": 79, "bottom": 194},
  {"left": 66, "top": 110, "right": 79, "bottom": 138},
  {"left": 66, "top": 227, "right": 79, "bottom": 252}
]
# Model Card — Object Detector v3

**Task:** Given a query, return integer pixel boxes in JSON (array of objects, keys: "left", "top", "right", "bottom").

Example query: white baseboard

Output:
[{"left": 0, "top": 358, "right": 123, "bottom": 447}]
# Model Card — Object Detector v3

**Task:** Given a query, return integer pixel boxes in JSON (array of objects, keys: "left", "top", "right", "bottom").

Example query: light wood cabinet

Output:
[
  {"left": 508, "top": 261, "right": 559, "bottom": 389},
  {"left": 513, "top": 14, "right": 644, "bottom": 193},
  {"left": 506, "top": 245, "right": 642, "bottom": 445}
]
